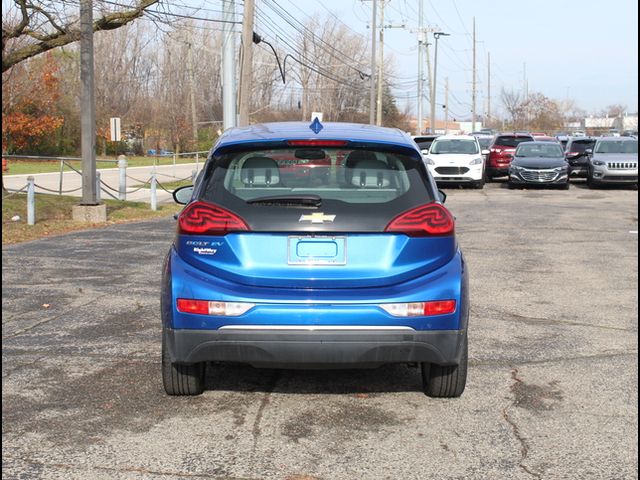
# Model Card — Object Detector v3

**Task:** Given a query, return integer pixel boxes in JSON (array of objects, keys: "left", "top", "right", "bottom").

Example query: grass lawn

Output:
[
  {"left": 2, "top": 193, "right": 181, "bottom": 244},
  {"left": 4, "top": 155, "right": 202, "bottom": 175},
  {"left": 136, "top": 178, "right": 194, "bottom": 190}
]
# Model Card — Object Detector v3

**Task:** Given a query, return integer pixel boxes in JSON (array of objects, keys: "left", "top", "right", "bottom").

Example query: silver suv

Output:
[{"left": 587, "top": 137, "right": 638, "bottom": 188}]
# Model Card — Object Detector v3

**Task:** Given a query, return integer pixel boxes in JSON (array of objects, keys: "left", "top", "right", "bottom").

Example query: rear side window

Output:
[{"left": 494, "top": 135, "right": 534, "bottom": 147}]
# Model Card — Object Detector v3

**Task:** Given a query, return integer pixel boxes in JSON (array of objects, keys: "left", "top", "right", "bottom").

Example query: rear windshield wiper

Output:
[{"left": 246, "top": 194, "right": 322, "bottom": 208}]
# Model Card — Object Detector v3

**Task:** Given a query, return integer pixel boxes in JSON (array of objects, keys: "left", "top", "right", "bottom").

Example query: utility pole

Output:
[
  {"left": 222, "top": 0, "right": 237, "bottom": 130},
  {"left": 376, "top": 0, "right": 385, "bottom": 126},
  {"left": 80, "top": 0, "right": 97, "bottom": 206},
  {"left": 369, "top": 0, "right": 377, "bottom": 125},
  {"left": 416, "top": 0, "right": 424, "bottom": 135},
  {"left": 471, "top": 17, "right": 476, "bottom": 132},
  {"left": 187, "top": 41, "right": 198, "bottom": 145},
  {"left": 238, "top": 0, "right": 254, "bottom": 126},
  {"left": 445, "top": 76, "right": 449, "bottom": 134},
  {"left": 523, "top": 62, "right": 528, "bottom": 129},
  {"left": 425, "top": 40, "right": 432, "bottom": 131},
  {"left": 487, "top": 51, "right": 491, "bottom": 125},
  {"left": 430, "top": 31, "right": 449, "bottom": 135}
]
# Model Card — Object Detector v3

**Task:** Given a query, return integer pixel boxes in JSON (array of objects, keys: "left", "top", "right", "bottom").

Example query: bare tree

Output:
[
  {"left": 501, "top": 87, "right": 523, "bottom": 128},
  {"left": 2, "top": 0, "right": 160, "bottom": 72}
]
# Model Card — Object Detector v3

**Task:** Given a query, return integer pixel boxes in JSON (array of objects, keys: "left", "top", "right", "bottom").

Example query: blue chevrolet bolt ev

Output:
[{"left": 161, "top": 121, "right": 469, "bottom": 397}]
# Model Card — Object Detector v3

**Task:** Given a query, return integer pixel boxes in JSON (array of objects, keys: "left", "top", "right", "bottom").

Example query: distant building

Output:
[{"left": 584, "top": 113, "right": 638, "bottom": 135}]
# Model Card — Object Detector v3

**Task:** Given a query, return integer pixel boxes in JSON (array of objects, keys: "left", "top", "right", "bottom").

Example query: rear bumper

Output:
[{"left": 165, "top": 327, "right": 468, "bottom": 367}]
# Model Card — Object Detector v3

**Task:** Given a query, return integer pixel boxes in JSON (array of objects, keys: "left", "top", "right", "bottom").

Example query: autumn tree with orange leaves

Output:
[{"left": 2, "top": 53, "right": 64, "bottom": 154}]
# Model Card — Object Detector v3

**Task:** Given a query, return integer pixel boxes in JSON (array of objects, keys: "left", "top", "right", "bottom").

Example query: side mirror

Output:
[
  {"left": 438, "top": 190, "right": 447, "bottom": 204},
  {"left": 173, "top": 185, "right": 194, "bottom": 205},
  {"left": 481, "top": 149, "right": 490, "bottom": 156},
  {"left": 504, "top": 154, "right": 514, "bottom": 160},
  {"left": 585, "top": 148, "right": 593, "bottom": 155},
  {"left": 421, "top": 149, "right": 429, "bottom": 156}
]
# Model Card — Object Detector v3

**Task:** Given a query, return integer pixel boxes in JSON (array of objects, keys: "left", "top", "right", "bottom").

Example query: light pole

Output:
[{"left": 430, "top": 31, "right": 449, "bottom": 133}]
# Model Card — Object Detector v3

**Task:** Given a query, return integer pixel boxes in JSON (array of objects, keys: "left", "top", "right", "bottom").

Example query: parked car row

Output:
[{"left": 413, "top": 132, "right": 638, "bottom": 190}]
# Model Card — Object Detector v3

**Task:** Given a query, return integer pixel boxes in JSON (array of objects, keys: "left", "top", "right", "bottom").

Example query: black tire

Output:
[
  {"left": 484, "top": 171, "right": 493, "bottom": 183},
  {"left": 507, "top": 181, "right": 516, "bottom": 190},
  {"left": 473, "top": 177, "right": 485, "bottom": 189},
  {"left": 421, "top": 339, "right": 468, "bottom": 398},
  {"left": 562, "top": 181, "right": 570, "bottom": 190},
  {"left": 162, "top": 331, "right": 205, "bottom": 396},
  {"left": 586, "top": 170, "right": 598, "bottom": 189}
]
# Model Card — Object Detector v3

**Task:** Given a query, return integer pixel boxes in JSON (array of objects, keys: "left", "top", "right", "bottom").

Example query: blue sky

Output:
[
  {"left": 304, "top": 0, "right": 638, "bottom": 117},
  {"left": 182, "top": 0, "right": 638, "bottom": 118}
]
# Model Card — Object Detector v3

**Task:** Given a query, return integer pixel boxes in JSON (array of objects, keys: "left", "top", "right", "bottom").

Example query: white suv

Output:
[{"left": 424, "top": 135, "right": 487, "bottom": 188}]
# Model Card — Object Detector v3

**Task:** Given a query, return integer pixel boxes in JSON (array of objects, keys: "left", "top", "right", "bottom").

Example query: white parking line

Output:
[{"left": 630, "top": 231, "right": 638, "bottom": 234}]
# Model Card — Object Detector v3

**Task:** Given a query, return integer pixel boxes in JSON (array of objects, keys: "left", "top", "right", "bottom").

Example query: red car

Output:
[{"left": 486, "top": 133, "right": 534, "bottom": 179}]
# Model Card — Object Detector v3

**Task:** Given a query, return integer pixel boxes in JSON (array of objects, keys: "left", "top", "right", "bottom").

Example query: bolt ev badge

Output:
[{"left": 299, "top": 213, "right": 336, "bottom": 224}]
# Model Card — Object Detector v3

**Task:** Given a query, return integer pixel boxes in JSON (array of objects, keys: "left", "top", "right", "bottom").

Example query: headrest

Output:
[
  {"left": 344, "top": 150, "right": 378, "bottom": 168},
  {"left": 350, "top": 159, "right": 392, "bottom": 188},
  {"left": 241, "top": 156, "right": 280, "bottom": 186},
  {"left": 344, "top": 150, "right": 378, "bottom": 183}
]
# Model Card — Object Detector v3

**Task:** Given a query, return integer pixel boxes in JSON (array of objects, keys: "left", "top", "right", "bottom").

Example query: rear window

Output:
[
  {"left": 413, "top": 137, "right": 436, "bottom": 150},
  {"left": 477, "top": 138, "right": 492, "bottom": 149},
  {"left": 494, "top": 135, "right": 534, "bottom": 147},
  {"left": 198, "top": 147, "right": 435, "bottom": 227},
  {"left": 567, "top": 139, "right": 596, "bottom": 153}
]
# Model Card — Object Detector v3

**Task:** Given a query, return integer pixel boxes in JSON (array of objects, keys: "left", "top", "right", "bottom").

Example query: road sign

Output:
[
  {"left": 110, "top": 117, "right": 121, "bottom": 142},
  {"left": 311, "top": 112, "right": 323, "bottom": 122}
]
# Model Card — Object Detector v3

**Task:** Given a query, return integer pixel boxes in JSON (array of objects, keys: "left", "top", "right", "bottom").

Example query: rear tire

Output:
[
  {"left": 421, "top": 339, "right": 468, "bottom": 398},
  {"left": 162, "top": 330, "right": 205, "bottom": 396}
]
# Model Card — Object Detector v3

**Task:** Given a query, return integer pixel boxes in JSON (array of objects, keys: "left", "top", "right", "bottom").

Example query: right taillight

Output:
[
  {"left": 385, "top": 203, "right": 455, "bottom": 237},
  {"left": 380, "top": 300, "right": 457, "bottom": 317},
  {"left": 177, "top": 201, "right": 249, "bottom": 235}
]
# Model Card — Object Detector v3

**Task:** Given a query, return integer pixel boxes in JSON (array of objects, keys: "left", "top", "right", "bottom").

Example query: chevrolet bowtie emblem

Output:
[{"left": 299, "top": 212, "right": 336, "bottom": 224}]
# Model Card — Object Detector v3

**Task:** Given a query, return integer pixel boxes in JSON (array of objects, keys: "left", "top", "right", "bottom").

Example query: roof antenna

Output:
[{"left": 310, "top": 117, "right": 323, "bottom": 134}]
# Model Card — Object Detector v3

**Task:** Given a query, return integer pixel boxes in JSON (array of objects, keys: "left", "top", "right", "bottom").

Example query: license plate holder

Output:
[{"left": 288, "top": 236, "right": 346, "bottom": 265}]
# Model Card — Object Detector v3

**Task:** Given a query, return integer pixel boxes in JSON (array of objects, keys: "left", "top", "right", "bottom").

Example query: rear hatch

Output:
[{"left": 175, "top": 143, "right": 456, "bottom": 289}]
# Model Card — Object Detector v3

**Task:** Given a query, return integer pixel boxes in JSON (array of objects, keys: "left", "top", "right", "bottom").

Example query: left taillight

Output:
[
  {"left": 177, "top": 201, "right": 249, "bottom": 235},
  {"left": 385, "top": 203, "right": 455, "bottom": 237}
]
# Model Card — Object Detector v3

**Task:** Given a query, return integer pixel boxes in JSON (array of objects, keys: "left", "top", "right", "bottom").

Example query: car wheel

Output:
[
  {"left": 162, "top": 330, "right": 205, "bottom": 396},
  {"left": 507, "top": 181, "right": 516, "bottom": 189},
  {"left": 586, "top": 173, "right": 598, "bottom": 189},
  {"left": 562, "top": 181, "right": 570, "bottom": 190},
  {"left": 474, "top": 177, "right": 485, "bottom": 189},
  {"left": 421, "top": 338, "right": 468, "bottom": 398}
]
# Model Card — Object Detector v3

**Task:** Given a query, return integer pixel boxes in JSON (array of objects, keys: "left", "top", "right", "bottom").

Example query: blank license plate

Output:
[{"left": 288, "top": 236, "right": 346, "bottom": 265}]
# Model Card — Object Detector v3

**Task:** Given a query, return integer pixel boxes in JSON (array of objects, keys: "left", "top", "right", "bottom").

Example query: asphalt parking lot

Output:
[{"left": 2, "top": 180, "right": 638, "bottom": 480}]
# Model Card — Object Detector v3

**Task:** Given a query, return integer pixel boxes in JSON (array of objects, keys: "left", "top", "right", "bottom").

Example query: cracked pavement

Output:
[{"left": 2, "top": 180, "right": 638, "bottom": 479}]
